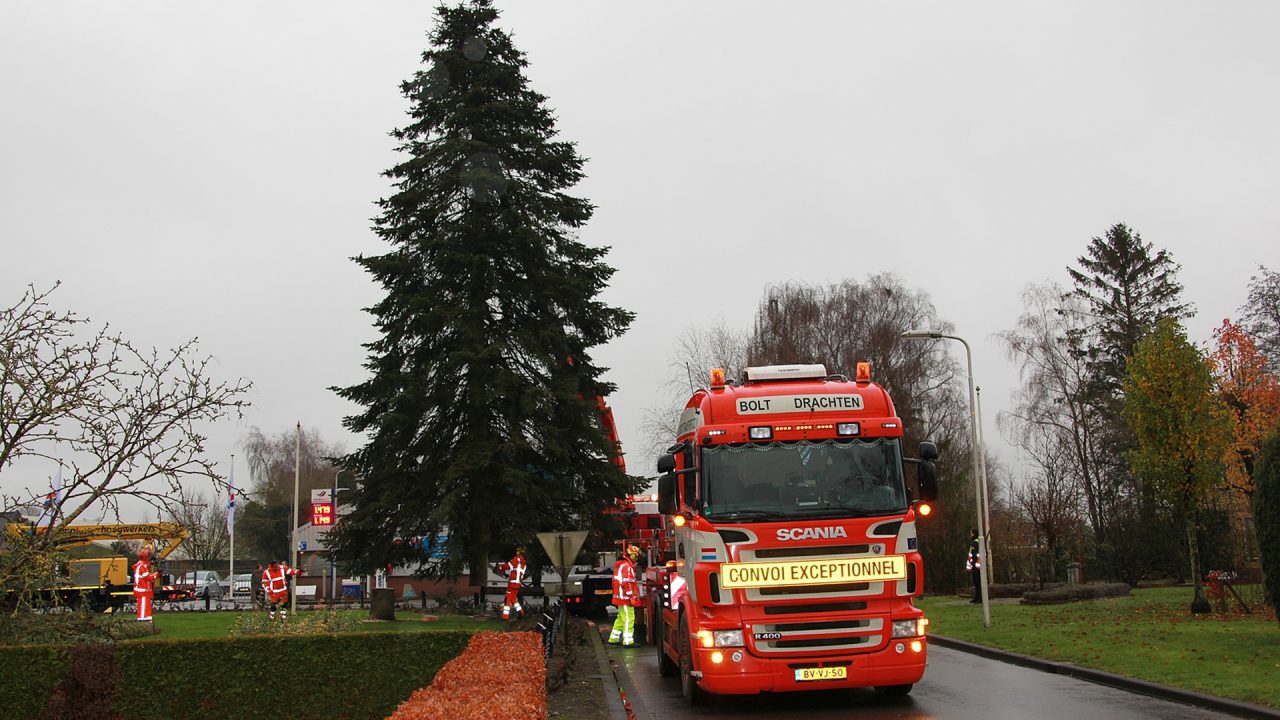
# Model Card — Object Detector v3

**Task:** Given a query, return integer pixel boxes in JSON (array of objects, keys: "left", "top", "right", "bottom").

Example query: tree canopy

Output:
[
  {"left": 331, "top": 0, "right": 639, "bottom": 581},
  {"left": 1123, "top": 317, "right": 1232, "bottom": 612}
]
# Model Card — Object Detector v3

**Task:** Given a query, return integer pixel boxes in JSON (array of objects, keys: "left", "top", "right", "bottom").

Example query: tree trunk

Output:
[
  {"left": 1186, "top": 518, "right": 1211, "bottom": 614},
  {"left": 369, "top": 588, "right": 396, "bottom": 621}
]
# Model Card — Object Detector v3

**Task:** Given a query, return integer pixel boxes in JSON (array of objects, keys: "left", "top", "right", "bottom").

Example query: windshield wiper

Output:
[
  {"left": 705, "top": 509, "right": 789, "bottom": 522},
  {"left": 793, "top": 506, "right": 898, "bottom": 519}
]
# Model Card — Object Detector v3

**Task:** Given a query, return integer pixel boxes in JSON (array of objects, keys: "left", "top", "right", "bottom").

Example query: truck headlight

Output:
[
  {"left": 892, "top": 619, "right": 927, "bottom": 638},
  {"left": 697, "top": 629, "right": 745, "bottom": 648}
]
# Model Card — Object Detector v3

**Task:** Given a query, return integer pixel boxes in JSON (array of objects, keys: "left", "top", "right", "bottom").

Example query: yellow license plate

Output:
[
  {"left": 594, "top": 589, "right": 613, "bottom": 595},
  {"left": 795, "top": 666, "right": 847, "bottom": 682}
]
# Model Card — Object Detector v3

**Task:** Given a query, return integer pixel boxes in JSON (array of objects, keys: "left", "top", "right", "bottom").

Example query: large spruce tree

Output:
[
  {"left": 331, "top": 1, "right": 638, "bottom": 582},
  {"left": 1065, "top": 223, "right": 1194, "bottom": 582},
  {"left": 1067, "top": 223, "right": 1195, "bottom": 392}
]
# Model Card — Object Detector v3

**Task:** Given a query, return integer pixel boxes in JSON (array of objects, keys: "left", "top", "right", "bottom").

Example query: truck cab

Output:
[{"left": 649, "top": 364, "right": 938, "bottom": 703}]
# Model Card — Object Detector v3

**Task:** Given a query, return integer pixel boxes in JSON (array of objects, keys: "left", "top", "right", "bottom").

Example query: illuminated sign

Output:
[
  {"left": 311, "top": 502, "right": 334, "bottom": 526},
  {"left": 719, "top": 555, "right": 906, "bottom": 589}
]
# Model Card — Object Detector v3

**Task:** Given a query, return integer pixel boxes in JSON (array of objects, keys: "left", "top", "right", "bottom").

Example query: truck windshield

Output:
[{"left": 701, "top": 438, "right": 907, "bottom": 520}]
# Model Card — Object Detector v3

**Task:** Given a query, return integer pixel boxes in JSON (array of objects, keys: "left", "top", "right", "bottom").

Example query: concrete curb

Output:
[
  {"left": 585, "top": 619, "right": 631, "bottom": 720},
  {"left": 931, "top": 634, "right": 1280, "bottom": 720}
]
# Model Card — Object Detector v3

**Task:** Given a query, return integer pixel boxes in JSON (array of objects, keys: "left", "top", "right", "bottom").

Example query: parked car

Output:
[
  {"left": 218, "top": 573, "right": 253, "bottom": 599},
  {"left": 178, "top": 570, "right": 223, "bottom": 601}
]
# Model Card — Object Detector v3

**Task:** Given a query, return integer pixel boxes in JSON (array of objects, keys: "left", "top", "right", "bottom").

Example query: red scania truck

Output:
[{"left": 648, "top": 363, "right": 938, "bottom": 703}]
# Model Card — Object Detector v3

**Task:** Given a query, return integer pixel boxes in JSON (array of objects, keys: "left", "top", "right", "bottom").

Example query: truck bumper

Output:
[{"left": 692, "top": 638, "right": 927, "bottom": 695}]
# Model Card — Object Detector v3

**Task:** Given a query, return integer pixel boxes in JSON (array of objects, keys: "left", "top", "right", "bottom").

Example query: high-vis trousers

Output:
[
  {"left": 502, "top": 584, "right": 523, "bottom": 621},
  {"left": 608, "top": 605, "right": 636, "bottom": 646},
  {"left": 135, "top": 592, "right": 153, "bottom": 621}
]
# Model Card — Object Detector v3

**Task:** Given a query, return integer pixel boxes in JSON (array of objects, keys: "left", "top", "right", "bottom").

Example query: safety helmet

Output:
[
  {"left": 626, "top": 545, "right": 642, "bottom": 558},
  {"left": 138, "top": 548, "right": 150, "bottom": 560}
]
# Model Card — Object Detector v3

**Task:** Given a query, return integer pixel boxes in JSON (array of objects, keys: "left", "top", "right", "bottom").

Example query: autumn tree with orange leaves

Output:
[
  {"left": 1123, "top": 318, "right": 1233, "bottom": 614},
  {"left": 1212, "top": 319, "right": 1280, "bottom": 497}
]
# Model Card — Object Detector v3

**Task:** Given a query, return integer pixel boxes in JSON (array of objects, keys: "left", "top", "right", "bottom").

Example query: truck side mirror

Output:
[
  {"left": 919, "top": 441, "right": 938, "bottom": 461},
  {"left": 657, "top": 473, "right": 678, "bottom": 515},
  {"left": 657, "top": 453, "right": 676, "bottom": 474},
  {"left": 917, "top": 461, "right": 938, "bottom": 502}
]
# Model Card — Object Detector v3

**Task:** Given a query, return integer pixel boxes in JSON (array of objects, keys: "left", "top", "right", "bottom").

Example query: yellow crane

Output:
[{"left": 4, "top": 521, "right": 194, "bottom": 611}]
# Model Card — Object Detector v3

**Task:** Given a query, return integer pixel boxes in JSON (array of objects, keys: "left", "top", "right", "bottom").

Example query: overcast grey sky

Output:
[{"left": 3, "top": 2, "right": 1276, "bottom": 515}]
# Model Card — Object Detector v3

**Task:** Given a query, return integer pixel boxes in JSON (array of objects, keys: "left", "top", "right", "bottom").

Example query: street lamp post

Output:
[
  {"left": 291, "top": 421, "right": 301, "bottom": 615},
  {"left": 330, "top": 472, "right": 352, "bottom": 601},
  {"left": 976, "top": 385, "right": 993, "bottom": 584},
  {"left": 901, "top": 329, "right": 991, "bottom": 627}
]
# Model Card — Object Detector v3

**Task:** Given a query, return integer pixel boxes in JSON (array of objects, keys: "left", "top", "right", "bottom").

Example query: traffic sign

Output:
[{"left": 536, "top": 531, "right": 588, "bottom": 569}]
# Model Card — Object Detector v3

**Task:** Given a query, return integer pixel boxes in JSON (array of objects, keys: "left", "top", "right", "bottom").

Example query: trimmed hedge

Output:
[
  {"left": 0, "top": 631, "right": 472, "bottom": 720},
  {"left": 0, "top": 644, "right": 68, "bottom": 719}
]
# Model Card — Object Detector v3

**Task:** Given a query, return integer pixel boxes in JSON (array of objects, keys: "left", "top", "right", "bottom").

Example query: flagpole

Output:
[{"left": 228, "top": 454, "right": 235, "bottom": 608}]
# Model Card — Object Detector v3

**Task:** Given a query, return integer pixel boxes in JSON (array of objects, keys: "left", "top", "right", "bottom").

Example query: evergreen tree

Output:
[
  {"left": 1067, "top": 223, "right": 1195, "bottom": 393},
  {"left": 330, "top": 1, "right": 638, "bottom": 583},
  {"left": 1065, "top": 223, "right": 1194, "bottom": 582},
  {"left": 1253, "top": 425, "right": 1280, "bottom": 623}
]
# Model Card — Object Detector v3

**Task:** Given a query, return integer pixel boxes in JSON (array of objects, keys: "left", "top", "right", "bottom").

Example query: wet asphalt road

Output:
[{"left": 605, "top": 639, "right": 1240, "bottom": 720}]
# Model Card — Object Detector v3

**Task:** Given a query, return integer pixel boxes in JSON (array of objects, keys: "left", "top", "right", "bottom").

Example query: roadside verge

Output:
[{"left": 931, "top": 634, "right": 1280, "bottom": 720}]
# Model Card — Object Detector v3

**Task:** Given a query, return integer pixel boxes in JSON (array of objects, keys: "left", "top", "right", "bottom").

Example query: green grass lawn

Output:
[
  {"left": 921, "top": 588, "right": 1280, "bottom": 709},
  {"left": 126, "top": 608, "right": 506, "bottom": 642}
]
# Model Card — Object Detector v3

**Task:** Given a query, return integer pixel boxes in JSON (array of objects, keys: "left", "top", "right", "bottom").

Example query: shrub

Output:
[
  {"left": 0, "top": 609, "right": 155, "bottom": 647},
  {"left": 44, "top": 644, "right": 121, "bottom": 720},
  {"left": 0, "top": 630, "right": 471, "bottom": 720},
  {"left": 228, "top": 608, "right": 362, "bottom": 637},
  {"left": 0, "top": 644, "right": 67, "bottom": 719},
  {"left": 1254, "top": 426, "right": 1280, "bottom": 623}
]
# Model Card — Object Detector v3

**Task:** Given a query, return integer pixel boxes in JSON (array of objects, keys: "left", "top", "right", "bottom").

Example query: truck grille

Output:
[{"left": 751, "top": 618, "right": 883, "bottom": 654}]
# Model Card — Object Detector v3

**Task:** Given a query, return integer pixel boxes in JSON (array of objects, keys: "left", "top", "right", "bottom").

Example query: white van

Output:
[{"left": 179, "top": 570, "right": 223, "bottom": 600}]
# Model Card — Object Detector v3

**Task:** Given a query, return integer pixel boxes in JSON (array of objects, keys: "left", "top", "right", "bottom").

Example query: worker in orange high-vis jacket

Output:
[
  {"left": 608, "top": 545, "right": 642, "bottom": 646},
  {"left": 132, "top": 548, "right": 156, "bottom": 622},
  {"left": 497, "top": 547, "right": 527, "bottom": 621},
  {"left": 262, "top": 559, "right": 301, "bottom": 621}
]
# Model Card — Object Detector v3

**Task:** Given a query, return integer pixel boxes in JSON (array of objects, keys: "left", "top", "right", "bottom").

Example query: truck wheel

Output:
[
  {"left": 874, "top": 684, "right": 913, "bottom": 697},
  {"left": 656, "top": 610, "right": 677, "bottom": 677},
  {"left": 678, "top": 613, "right": 706, "bottom": 704}
]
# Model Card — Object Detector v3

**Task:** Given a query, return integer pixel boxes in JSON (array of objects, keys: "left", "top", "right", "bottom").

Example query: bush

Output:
[
  {"left": 0, "top": 609, "right": 155, "bottom": 647},
  {"left": 44, "top": 644, "right": 120, "bottom": 720},
  {"left": 1022, "top": 583, "right": 1131, "bottom": 605},
  {"left": 228, "top": 608, "right": 362, "bottom": 637},
  {"left": 0, "top": 644, "right": 67, "bottom": 719},
  {"left": 0, "top": 630, "right": 472, "bottom": 720},
  {"left": 1254, "top": 426, "right": 1280, "bottom": 623}
]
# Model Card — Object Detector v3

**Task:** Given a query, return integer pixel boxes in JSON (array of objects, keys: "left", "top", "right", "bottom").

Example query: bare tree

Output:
[
  {"left": 164, "top": 488, "right": 230, "bottom": 566},
  {"left": 998, "top": 282, "right": 1116, "bottom": 551},
  {"left": 1, "top": 283, "right": 251, "bottom": 546},
  {"left": 640, "top": 318, "right": 750, "bottom": 459},
  {"left": 1008, "top": 423, "right": 1084, "bottom": 583},
  {"left": 236, "top": 426, "right": 344, "bottom": 562}
]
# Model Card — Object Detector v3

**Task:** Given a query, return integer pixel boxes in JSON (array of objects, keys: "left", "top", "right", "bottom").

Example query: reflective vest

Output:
[
  {"left": 612, "top": 558, "right": 639, "bottom": 607},
  {"left": 133, "top": 560, "right": 155, "bottom": 594},
  {"left": 262, "top": 564, "right": 298, "bottom": 594},
  {"left": 966, "top": 542, "right": 981, "bottom": 571},
  {"left": 499, "top": 554, "right": 527, "bottom": 586}
]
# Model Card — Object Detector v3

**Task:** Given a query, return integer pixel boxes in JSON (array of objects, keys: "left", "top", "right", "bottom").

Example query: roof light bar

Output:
[{"left": 742, "top": 364, "right": 828, "bottom": 382}]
